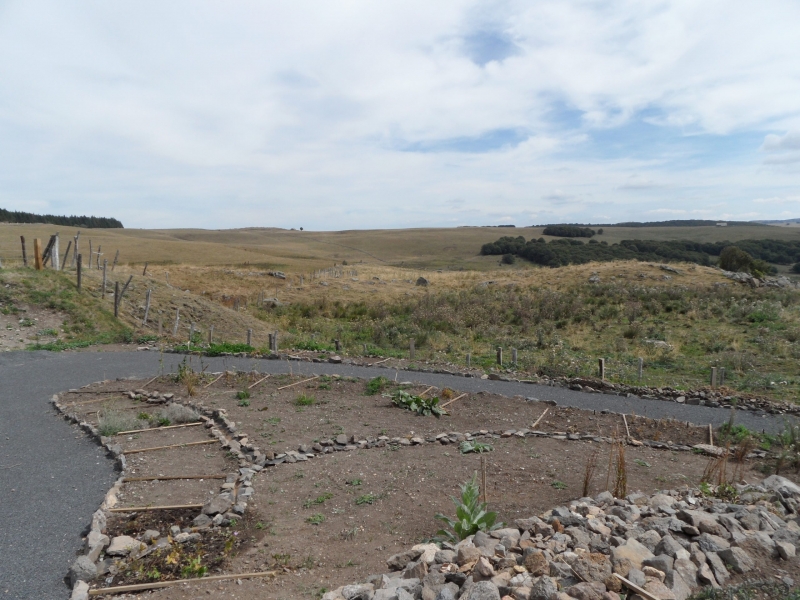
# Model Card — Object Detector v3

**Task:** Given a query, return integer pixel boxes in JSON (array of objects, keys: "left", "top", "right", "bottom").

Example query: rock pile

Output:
[{"left": 321, "top": 476, "right": 800, "bottom": 600}]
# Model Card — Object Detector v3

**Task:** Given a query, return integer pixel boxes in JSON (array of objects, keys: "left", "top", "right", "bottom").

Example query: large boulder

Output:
[{"left": 612, "top": 538, "right": 654, "bottom": 571}]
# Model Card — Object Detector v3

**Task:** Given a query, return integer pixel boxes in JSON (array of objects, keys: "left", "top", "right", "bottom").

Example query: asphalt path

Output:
[{"left": 0, "top": 350, "right": 791, "bottom": 599}]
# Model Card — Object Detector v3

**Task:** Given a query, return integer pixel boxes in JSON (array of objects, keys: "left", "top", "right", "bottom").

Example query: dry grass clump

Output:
[{"left": 158, "top": 404, "right": 200, "bottom": 424}]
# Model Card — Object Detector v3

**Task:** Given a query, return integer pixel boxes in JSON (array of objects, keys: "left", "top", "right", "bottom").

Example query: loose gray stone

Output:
[
  {"left": 696, "top": 533, "right": 730, "bottom": 554},
  {"left": 718, "top": 547, "right": 755, "bottom": 573},
  {"left": 69, "top": 556, "right": 97, "bottom": 587},
  {"left": 201, "top": 494, "right": 234, "bottom": 516},
  {"left": 106, "top": 535, "right": 141, "bottom": 556},
  {"left": 70, "top": 581, "right": 90, "bottom": 600},
  {"left": 529, "top": 576, "right": 559, "bottom": 600},
  {"left": 460, "top": 581, "right": 500, "bottom": 600}
]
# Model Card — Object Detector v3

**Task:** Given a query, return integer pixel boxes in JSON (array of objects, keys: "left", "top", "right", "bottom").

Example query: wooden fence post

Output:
[
  {"left": 114, "top": 281, "right": 120, "bottom": 317},
  {"left": 638, "top": 357, "right": 643, "bottom": 380},
  {"left": 208, "top": 325, "right": 213, "bottom": 345},
  {"left": 720, "top": 367, "right": 725, "bottom": 386},
  {"left": 158, "top": 319, "right": 163, "bottom": 336},
  {"left": 246, "top": 329, "right": 252, "bottom": 346},
  {"left": 269, "top": 333, "right": 274, "bottom": 351},
  {"left": 142, "top": 262, "right": 148, "bottom": 276},
  {"left": 496, "top": 346, "right": 503, "bottom": 365},
  {"left": 20, "top": 236, "right": 27, "bottom": 267},
  {"left": 61, "top": 240, "right": 72, "bottom": 270},
  {"left": 466, "top": 353, "right": 471, "bottom": 368},
  {"left": 409, "top": 339, "right": 415, "bottom": 360},
  {"left": 76, "top": 254, "right": 82, "bottom": 290},
  {"left": 189, "top": 323, "right": 195, "bottom": 346},
  {"left": 273, "top": 331, "right": 278, "bottom": 352},
  {"left": 142, "top": 289, "right": 152, "bottom": 326},
  {"left": 88, "top": 240, "right": 93, "bottom": 270},
  {"left": 710, "top": 367, "right": 717, "bottom": 388},
  {"left": 119, "top": 275, "right": 133, "bottom": 304},
  {"left": 512, "top": 347, "right": 517, "bottom": 366},
  {"left": 112, "top": 249, "right": 119, "bottom": 271},
  {"left": 33, "top": 238, "right": 43, "bottom": 270},
  {"left": 599, "top": 358, "right": 605, "bottom": 380},
  {"left": 51, "top": 234, "right": 59, "bottom": 269},
  {"left": 102, "top": 260, "right": 108, "bottom": 297},
  {"left": 172, "top": 308, "right": 180, "bottom": 336},
  {"left": 72, "top": 232, "right": 79, "bottom": 267}
]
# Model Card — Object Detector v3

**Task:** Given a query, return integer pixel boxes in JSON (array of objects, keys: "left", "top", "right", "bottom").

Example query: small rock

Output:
[
  {"left": 201, "top": 494, "right": 234, "bottom": 516},
  {"left": 718, "top": 547, "right": 755, "bottom": 573},
  {"left": 777, "top": 541, "right": 796, "bottom": 560},
  {"left": 106, "top": 535, "right": 141, "bottom": 556},
  {"left": 529, "top": 576, "right": 559, "bottom": 600},
  {"left": 69, "top": 556, "right": 97, "bottom": 587},
  {"left": 460, "top": 581, "right": 500, "bottom": 600},
  {"left": 70, "top": 581, "right": 90, "bottom": 600}
]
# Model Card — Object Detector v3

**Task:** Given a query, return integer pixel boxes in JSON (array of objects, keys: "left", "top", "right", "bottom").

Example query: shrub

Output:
[
  {"left": 98, "top": 409, "right": 144, "bottom": 436},
  {"left": 435, "top": 473, "right": 502, "bottom": 542},
  {"left": 295, "top": 394, "right": 315, "bottom": 406},
  {"left": 365, "top": 376, "right": 390, "bottom": 396},
  {"left": 501, "top": 253, "right": 515, "bottom": 265},
  {"left": 390, "top": 390, "right": 447, "bottom": 417}
]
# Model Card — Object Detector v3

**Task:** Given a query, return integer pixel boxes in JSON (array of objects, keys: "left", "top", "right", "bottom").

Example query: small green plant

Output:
[
  {"left": 266, "top": 417, "right": 281, "bottom": 424},
  {"left": 303, "top": 492, "right": 333, "bottom": 508},
  {"left": 19, "top": 318, "right": 34, "bottom": 327},
  {"left": 435, "top": 472, "right": 502, "bottom": 542},
  {"left": 306, "top": 513, "right": 325, "bottom": 525},
  {"left": 295, "top": 393, "right": 316, "bottom": 406},
  {"left": 390, "top": 390, "right": 447, "bottom": 417},
  {"left": 180, "top": 555, "right": 208, "bottom": 578},
  {"left": 459, "top": 441, "right": 493, "bottom": 454},
  {"left": 255, "top": 521, "right": 266, "bottom": 530},
  {"left": 37, "top": 328, "right": 59, "bottom": 337},
  {"left": 551, "top": 480, "right": 567, "bottom": 490},
  {"left": 157, "top": 417, "right": 171, "bottom": 427},
  {"left": 236, "top": 390, "right": 250, "bottom": 400},
  {"left": 238, "top": 398, "right": 250, "bottom": 407},
  {"left": 634, "top": 459, "right": 651, "bottom": 468},
  {"left": 272, "top": 553, "right": 291, "bottom": 565},
  {"left": 355, "top": 493, "right": 377, "bottom": 505},
  {"left": 365, "top": 376, "right": 390, "bottom": 395},
  {"left": 137, "top": 412, "right": 151, "bottom": 421},
  {"left": 347, "top": 478, "right": 363, "bottom": 486}
]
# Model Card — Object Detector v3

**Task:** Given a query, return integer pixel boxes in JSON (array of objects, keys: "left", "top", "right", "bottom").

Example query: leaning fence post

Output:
[
  {"left": 496, "top": 346, "right": 503, "bottom": 365},
  {"left": 598, "top": 358, "right": 605, "bottom": 380},
  {"left": 33, "top": 238, "right": 43, "bottom": 270},
  {"left": 208, "top": 325, "right": 214, "bottom": 345},
  {"left": 112, "top": 249, "right": 119, "bottom": 271},
  {"left": 409, "top": 339, "right": 415, "bottom": 360},
  {"left": 142, "top": 262, "right": 148, "bottom": 276},
  {"left": 61, "top": 240, "right": 72, "bottom": 270},
  {"left": 246, "top": 329, "right": 252, "bottom": 346},
  {"left": 710, "top": 367, "right": 718, "bottom": 388},
  {"left": 172, "top": 308, "right": 180, "bottom": 336},
  {"left": 114, "top": 281, "right": 120, "bottom": 317},
  {"left": 142, "top": 289, "right": 152, "bottom": 326},
  {"left": 76, "top": 254, "right": 82, "bottom": 290},
  {"left": 638, "top": 357, "right": 643, "bottom": 380},
  {"left": 72, "top": 232, "right": 79, "bottom": 267}
]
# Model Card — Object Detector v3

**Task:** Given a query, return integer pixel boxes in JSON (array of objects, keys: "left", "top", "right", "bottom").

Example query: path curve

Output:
[{"left": 0, "top": 350, "right": 790, "bottom": 598}]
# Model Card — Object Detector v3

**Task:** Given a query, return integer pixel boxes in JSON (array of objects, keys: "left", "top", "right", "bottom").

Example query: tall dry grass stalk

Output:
[
  {"left": 613, "top": 439, "right": 627, "bottom": 499},
  {"left": 582, "top": 448, "right": 600, "bottom": 498}
]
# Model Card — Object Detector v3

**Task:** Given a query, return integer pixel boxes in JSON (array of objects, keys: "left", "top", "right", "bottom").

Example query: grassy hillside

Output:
[{"left": 2, "top": 222, "right": 800, "bottom": 271}]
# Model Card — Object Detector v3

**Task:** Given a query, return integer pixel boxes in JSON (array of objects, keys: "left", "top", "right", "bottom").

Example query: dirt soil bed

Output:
[{"left": 78, "top": 373, "right": 791, "bottom": 600}]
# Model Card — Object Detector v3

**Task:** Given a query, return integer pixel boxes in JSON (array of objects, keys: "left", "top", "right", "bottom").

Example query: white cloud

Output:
[{"left": 0, "top": 1, "right": 799, "bottom": 228}]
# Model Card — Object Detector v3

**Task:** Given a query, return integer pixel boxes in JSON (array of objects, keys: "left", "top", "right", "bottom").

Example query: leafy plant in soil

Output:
[
  {"left": 365, "top": 376, "right": 390, "bottom": 395},
  {"left": 435, "top": 472, "right": 502, "bottom": 542},
  {"left": 295, "top": 393, "right": 316, "bottom": 406},
  {"left": 459, "top": 441, "right": 493, "bottom": 454},
  {"left": 390, "top": 390, "right": 447, "bottom": 417}
]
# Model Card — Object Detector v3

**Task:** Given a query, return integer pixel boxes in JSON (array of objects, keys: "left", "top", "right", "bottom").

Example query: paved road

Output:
[{"left": 0, "top": 350, "right": 791, "bottom": 599}]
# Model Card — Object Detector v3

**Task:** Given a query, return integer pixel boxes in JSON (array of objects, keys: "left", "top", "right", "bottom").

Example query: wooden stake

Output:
[
  {"left": 612, "top": 574, "right": 659, "bottom": 600},
  {"left": 481, "top": 455, "right": 488, "bottom": 503},
  {"left": 72, "top": 232, "right": 79, "bottom": 267},
  {"left": 418, "top": 385, "right": 436, "bottom": 398},
  {"left": 20, "top": 236, "right": 27, "bottom": 266},
  {"left": 123, "top": 439, "right": 217, "bottom": 454},
  {"left": 142, "top": 262, "right": 148, "bottom": 276},
  {"left": 142, "top": 289, "right": 151, "bottom": 326},
  {"left": 114, "top": 281, "right": 120, "bottom": 317},
  {"left": 440, "top": 393, "right": 467, "bottom": 408},
  {"left": 709, "top": 424, "right": 714, "bottom": 446},
  {"left": 107, "top": 503, "right": 203, "bottom": 513},
  {"left": 33, "top": 238, "right": 43, "bottom": 270},
  {"left": 277, "top": 375, "right": 319, "bottom": 391},
  {"left": 121, "top": 474, "right": 225, "bottom": 482},
  {"left": 112, "top": 249, "right": 119, "bottom": 271},
  {"left": 372, "top": 357, "right": 390, "bottom": 365},
  {"left": 248, "top": 374, "right": 270, "bottom": 389},
  {"left": 173, "top": 307, "right": 180, "bottom": 336},
  {"left": 87, "top": 570, "right": 277, "bottom": 596},
  {"left": 140, "top": 375, "right": 160, "bottom": 388},
  {"left": 531, "top": 408, "right": 549, "bottom": 429},
  {"left": 622, "top": 414, "right": 631, "bottom": 438},
  {"left": 88, "top": 240, "right": 93, "bottom": 269},
  {"left": 61, "top": 240, "right": 72, "bottom": 270},
  {"left": 119, "top": 274, "right": 133, "bottom": 303},
  {"left": 204, "top": 372, "right": 224, "bottom": 388},
  {"left": 76, "top": 254, "right": 82, "bottom": 290},
  {"left": 115, "top": 422, "right": 204, "bottom": 436}
]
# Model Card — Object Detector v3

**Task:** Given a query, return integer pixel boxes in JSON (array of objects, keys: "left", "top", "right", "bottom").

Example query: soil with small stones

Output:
[{"left": 72, "top": 373, "right": 784, "bottom": 600}]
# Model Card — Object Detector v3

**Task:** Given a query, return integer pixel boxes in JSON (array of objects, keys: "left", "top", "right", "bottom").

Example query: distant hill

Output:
[
  {"left": 0, "top": 208, "right": 123, "bottom": 228},
  {"left": 535, "top": 219, "right": 763, "bottom": 228},
  {"left": 754, "top": 218, "right": 800, "bottom": 225}
]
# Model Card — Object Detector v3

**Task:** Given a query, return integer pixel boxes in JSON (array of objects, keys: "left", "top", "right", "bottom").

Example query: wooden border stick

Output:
[
  {"left": 115, "top": 422, "right": 203, "bottom": 436},
  {"left": 372, "top": 357, "right": 391, "bottom": 365},
  {"left": 121, "top": 474, "right": 225, "bottom": 482},
  {"left": 88, "top": 570, "right": 278, "bottom": 596},
  {"left": 709, "top": 424, "right": 714, "bottom": 446},
  {"left": 107, "top": 503, "right": 203, "bottom": 513},
  {"left": 66, "top": 396, "right": 127, "bottom": 407},
  {"left": 418, "top": 385, "right": 436, "bottom": 398},
  {"left": 124, "top": 440, "right": 216, "bottom": 454},
  {"left": 248, "top": 374, "right": 270, "bottom": 389},
  {"left": 622, "top": 414, "right": 631, "bottom": 438},
  {"left": 531, "top": 408, "right": 549, "bottom": 429},
  {"left": 204, "top": 372, "right": 225, "bottom": 388},
  {"left": 440, "top": 393, "right": 467, "bottom": 408},
  {"left": 612, "top": 574, "right": 659, "bottom": 600},
  {"left": 481, "top": 455, "right": 488, "bottom": 503},
  {"left": 276, "top": 375, "right": 319, "bottom": 390},
  {"left": 140, "top": 375, "right": 160, "bottom": 389}
]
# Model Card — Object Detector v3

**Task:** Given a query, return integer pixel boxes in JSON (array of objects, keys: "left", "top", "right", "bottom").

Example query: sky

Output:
[{"left": 0, "top": 1, "right": 799, "bottom": 230}]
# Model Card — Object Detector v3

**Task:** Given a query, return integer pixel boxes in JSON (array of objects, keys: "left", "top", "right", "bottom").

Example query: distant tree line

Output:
[
  {"left": 542, "top": 225, "right": 595, "bottom": 238},
  {"left": 480, "top": 235, "right": 796, "bottom": 273},
  {"left": 0, "top": 208, "right": 123, "bottom": 228},
  {"left": 535, "top": 219, "right": 762, "bottom": 228}
]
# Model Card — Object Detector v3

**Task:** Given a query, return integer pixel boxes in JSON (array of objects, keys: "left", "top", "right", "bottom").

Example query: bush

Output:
[
  {"left": 391, "top": 390, "right": 446, "bottom": 417},
  {"left": 365, "top": 376, "right": 390, "bottom": 396},
  {"left": 501, "top": 253, "right": 515, "bottom": 265},
  {"left": 543, "top": 225, "right": 596, "bottom": 238},
  {"left": 792, "top": 262, "right": 800, "bottom": 274}
]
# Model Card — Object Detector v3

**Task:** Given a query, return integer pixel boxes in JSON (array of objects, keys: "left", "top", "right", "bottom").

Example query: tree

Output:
[
  {"left": 791, "top": 263, "right": 800, "bottom": 274},
  {"left": 719, "top": 246, "right": 754, "bottom": 273}
]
